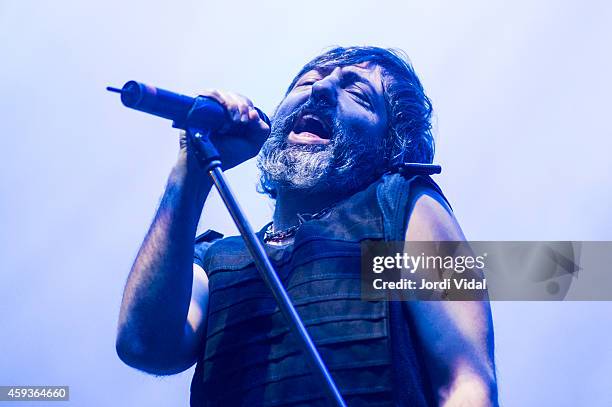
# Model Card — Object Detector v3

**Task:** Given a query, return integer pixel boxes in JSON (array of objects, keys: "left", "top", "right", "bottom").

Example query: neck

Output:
[{"left": 272, "top": 187, "right": 344, "bottom": 231}]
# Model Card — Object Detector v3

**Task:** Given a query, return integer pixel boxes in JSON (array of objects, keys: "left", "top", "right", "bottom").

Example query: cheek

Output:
[
  {"left": 344, "top": 113, "right": 387, "bottom": 145},
  {"left": 275, "top": 92, "right": 308, "bottom": 119}
]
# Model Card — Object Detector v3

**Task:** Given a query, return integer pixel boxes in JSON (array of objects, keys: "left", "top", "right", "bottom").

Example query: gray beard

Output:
[{"left": 257, "top": 106, "right": 386, "bottom": 196}]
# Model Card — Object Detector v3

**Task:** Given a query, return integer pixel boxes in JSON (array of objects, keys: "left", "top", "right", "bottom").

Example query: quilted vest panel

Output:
[{"left": 191, "top": 174, "right": 444, "bottom": 406}]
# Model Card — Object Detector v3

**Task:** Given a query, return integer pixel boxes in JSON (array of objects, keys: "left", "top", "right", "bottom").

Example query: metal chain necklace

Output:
[{"left": 263, "top": 206, "right": 333, "bottom": 244}]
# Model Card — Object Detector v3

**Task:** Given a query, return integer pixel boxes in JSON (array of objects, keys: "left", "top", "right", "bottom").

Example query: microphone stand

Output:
[{"left": 187, "top": 126, "right": 347, "bottom": 407}]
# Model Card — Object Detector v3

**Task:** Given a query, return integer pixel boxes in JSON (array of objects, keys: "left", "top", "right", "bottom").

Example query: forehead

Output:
[{"left": 297, "top": 62, "right": 385, "bottom": 93}]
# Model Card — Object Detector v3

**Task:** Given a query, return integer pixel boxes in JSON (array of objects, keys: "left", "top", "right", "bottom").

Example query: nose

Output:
[{"left": 310, "top": 67, "right": 341, "bottom": 107}]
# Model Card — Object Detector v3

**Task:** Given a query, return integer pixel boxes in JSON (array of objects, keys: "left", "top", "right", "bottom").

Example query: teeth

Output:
[{"left": 295, "top": 113, "right": 330, "bottom": 139}]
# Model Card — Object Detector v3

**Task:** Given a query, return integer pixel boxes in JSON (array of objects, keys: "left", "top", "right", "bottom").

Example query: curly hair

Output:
[{"left": 283, "top": 46, "right": 435, "bottom": 166}]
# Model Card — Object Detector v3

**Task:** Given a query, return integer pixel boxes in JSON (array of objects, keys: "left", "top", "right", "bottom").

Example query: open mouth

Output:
[{"left": 288, "top": 112, "right": 332, "bottom": 144}]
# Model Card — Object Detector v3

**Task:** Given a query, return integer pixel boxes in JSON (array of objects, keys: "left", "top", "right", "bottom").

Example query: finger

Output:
[
  {"left": 247, "top": 106, "right": 260, "bottom": 121},
  {"left": 217, "top": 91, "right": 243, "bottom": 123},
  {"left": 256, "top": 118, "right": 271, "bottom": 134},
  {"left": 199, "top": 89, "right": 225, "bottom": 106},
  {"left": 238, "top": 93, "right": 254, "bottom": 108},
  {"left": 247, "top": 109, "right": 271, "bottom": 136},
  {"left": 200, "top": 89, "right": 240, "bottom": 122},
  {"left": 237, "top": 94, "right": 255, "bottom": 121},
  {"left": 232, "top": 95, "right": 252, "bottom": 124}
]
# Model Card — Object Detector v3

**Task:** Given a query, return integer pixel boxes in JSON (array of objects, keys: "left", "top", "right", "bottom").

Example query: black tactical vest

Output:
[{"left": 190, "top": 174, "right": 447, "bottom": 406}]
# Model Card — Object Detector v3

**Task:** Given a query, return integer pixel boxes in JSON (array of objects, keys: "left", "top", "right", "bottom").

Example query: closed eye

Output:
[
  {"left": 297, "top": 80, "right": 317, "bottom": 87},
  {"left": 346, "top": 86, "right": 371, "bottom": 107}
]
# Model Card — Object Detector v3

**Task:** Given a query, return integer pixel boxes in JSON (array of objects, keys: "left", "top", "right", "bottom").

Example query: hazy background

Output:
[{"left": 1, "top": 0, "right": 611, "bottom": 405}]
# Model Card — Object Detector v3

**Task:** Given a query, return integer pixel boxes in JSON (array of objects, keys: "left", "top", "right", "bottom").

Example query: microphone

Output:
[{"left": 107, "top": 81, "right": 271, "bottom": 131}]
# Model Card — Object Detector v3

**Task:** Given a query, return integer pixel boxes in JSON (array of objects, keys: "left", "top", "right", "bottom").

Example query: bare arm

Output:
[
  {"left": 405, "top": 191, "right": 498, "bottom": 406},
  {"left": 116, "top": 151, "right": 213, "bottom": 375},
  {"left": 115, "top": 90, "right": 269, "bottom": 375}
]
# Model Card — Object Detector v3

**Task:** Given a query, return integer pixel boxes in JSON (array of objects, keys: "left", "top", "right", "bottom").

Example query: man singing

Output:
[{"left": 116, "top": 46, "right": 498, "bottom": 406}]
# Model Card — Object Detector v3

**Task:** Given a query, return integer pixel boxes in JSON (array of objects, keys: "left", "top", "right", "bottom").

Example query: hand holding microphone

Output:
[
  {"left": 187, "top": 88, "right": 271, "bottom": 171},
  {"left": 108, "top": 81, "right": 271, "bottom": 171}
]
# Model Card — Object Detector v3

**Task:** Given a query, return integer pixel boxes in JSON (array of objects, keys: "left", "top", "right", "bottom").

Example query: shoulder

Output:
[
  {"left": 405, "top": 185, "right": 466, "bottom": 242},
  {"left": 194, "top": 229, "right": 224, "bottom": 269}
]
